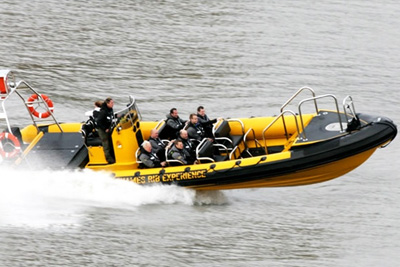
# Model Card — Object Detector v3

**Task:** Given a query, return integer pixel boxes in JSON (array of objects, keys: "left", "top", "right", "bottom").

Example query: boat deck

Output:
[{"left": 295, "top": 111, "right": 355, "bottom": 144}]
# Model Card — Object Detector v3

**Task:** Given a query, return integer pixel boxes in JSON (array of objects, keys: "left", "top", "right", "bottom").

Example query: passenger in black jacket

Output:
[
  {"left": 187, "top": 113, "right": 207, "bottom": 142},
  {"left": 165, "top": 108, "right": 186, "bottom": 139},
  {"left": 148, "top": 129, "right": 166, "bottom": 161},
  {"left": 168, "top": 139, "right": 193, "bottom": 165},
  {"left": 139, "top": 141, "right": 166, "bottom": 168},
  {"left": 177, "top": 129, "right": 197, "bottom": 162},
  {"left": 197, "top": 106, "right": 221, "bottom": 138},
  {"left": 96, "top": 97, "right": 115, "bottom": 164}
]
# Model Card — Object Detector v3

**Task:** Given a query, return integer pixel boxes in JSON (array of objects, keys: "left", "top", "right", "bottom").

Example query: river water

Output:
[{"left": 0, "top": 1, "right": 399, "bottom": 266}]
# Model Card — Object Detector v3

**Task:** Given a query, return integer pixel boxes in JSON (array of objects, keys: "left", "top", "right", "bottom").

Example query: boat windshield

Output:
[{"left": 114, "top": 95, "right": 142, "bottom": 128}]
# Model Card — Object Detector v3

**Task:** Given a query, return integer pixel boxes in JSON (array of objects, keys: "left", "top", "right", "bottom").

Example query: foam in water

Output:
[{"left": 0, "top": 167, "right": 228, "bottom": 227}]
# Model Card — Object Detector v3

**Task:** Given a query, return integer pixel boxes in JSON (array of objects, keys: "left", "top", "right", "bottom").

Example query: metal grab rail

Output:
[
  {"left": 244, "top": 128, "right": 262, "bottom": 148},
  {"left": 154, "top": 119, "right": 165, "bottom": 131},
  {"left": 298, "top": 94, "right": 344, "bottom": 134},
  {"left": 18, "top": 81, "right": 63, "bottom": 133},
  {"left": 227, "top": 118, "right": 245, "bottom": 135},
  {"left": 343, "top": 95, "right": 357, "bottom": 122},
  {"left": 280, "top": 86, "right": 318, "bottom": 113},
  {"left": 243, "top": 127, "right": 261, "bottom": 157},
  {"left": 0, "top": 99, "right": 12, "bottom": 134},
  {"left": 262, "top": 110, "right": 301, "bottom": 154},
  {"left": 1, "top": 80, "right": 63, "bottom": 133}
]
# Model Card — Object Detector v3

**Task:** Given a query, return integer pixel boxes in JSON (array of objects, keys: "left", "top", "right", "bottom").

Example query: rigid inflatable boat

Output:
[{"left": 0, "top": 70, "right": 397, "bottom": 190}]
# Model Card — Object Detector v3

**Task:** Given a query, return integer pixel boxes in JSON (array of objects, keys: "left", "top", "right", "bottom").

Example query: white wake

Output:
[{"left": 0, "top": 167, "right": 228, "bottom": 227}]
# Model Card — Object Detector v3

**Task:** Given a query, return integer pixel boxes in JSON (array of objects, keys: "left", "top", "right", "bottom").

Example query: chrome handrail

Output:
[
  {"left": 243, "top": 127, "right": 261, "bottom": 157},
  {"left": 280, "top": 86, "right": 318, "bottom": 113},
  {"left": 154, "top": 119, "right": 165, "bottom": 131},
  {"left": 227, "top": 118, "right": 245, "bottom": 135},
  {"left": 298, "top": 94, "right": 344, "bottom": 133},
  {"left": 195, "top": 138, "right": 215, "bottom": 163},
  {"left": 343, "top": 95, "right": 357, "bottom": 122},
  {"left": 262, "top": 110, "right": 301, "bottom": 154},
  {"left": 229, "top": 146, "right": 241, "bottom": 160},
  {"left": 2, "top": 80, "right": 63, "bottom": 133}
]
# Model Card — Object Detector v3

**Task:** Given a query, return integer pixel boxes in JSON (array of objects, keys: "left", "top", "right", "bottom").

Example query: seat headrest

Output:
[
  {"left": 198, "top": 139, "right": 214, "bottom": 158},
  {"left": 214, "top": 120, "right": 231, "bottom": 137}
]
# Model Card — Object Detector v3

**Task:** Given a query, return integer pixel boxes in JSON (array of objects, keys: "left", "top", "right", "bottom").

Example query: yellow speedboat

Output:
[{"left": 0, "top": 70, "right": 397, "bottom": 190}]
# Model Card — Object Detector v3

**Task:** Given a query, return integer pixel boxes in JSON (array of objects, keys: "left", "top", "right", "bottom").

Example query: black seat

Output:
[
  {"left": 213, "top": 120, "right": 245, "bottom": 159},
  {"left": 213, "top": 120, "right": 243, "bottom": 149},
  {"left": 81, "top": 117, "right": 97, "bottom": 136},
  {"left": 81, "top": 117, "right": 102, "bottom": 146},
  {"left": 196, "top": 139, "right": 228, "bottom": 163}
]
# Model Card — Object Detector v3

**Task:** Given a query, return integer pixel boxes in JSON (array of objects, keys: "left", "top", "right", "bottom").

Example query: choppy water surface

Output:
[{"left": 1, "top": 1, "right": 399, "bottom": 266}]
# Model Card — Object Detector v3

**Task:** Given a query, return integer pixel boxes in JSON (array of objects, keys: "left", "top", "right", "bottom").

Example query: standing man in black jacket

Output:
[{"left": 96, "top": 97, "right": 115, "bottom": 164}]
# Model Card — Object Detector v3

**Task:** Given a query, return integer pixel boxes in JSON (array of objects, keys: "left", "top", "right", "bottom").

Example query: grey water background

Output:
[{"left": 1, "top": 0, "right": 399, "bottom": 266}]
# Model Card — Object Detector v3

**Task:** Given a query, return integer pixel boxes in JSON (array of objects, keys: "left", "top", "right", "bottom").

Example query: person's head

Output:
[
  {"left": 170, "top": 108, "right": 178, "bottom": 118},
  {"left": 105, "top": 97, "right": 114, "bottom": 109},
  {"left": 179, "top": 129, "right": 188, "bottom": 140},
  {"left": 197, "top": 106, "right": 205, "bottom": 116},
  {"left": 95, "top": 100, "right": 103, "bottom": 108},
  {"left": 150, "top": 129, "right": 159, "bottom": 138},
  {"left": 174, "top": 139, "right": 184, "bottom": 150},
  {"left": 189, "top": 113, "right": 198, "bottom": 124},
  {"left": 142, "top": 140, "right": 152, "bottom": 152}
]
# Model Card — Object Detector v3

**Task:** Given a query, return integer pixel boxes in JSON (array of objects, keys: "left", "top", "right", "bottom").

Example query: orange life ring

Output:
[
  {"left": 27, "top": 94, "right": 54, "bottom": 118},
  {"left": 0, "top": 132, "right": 21, "bottom": 158}
]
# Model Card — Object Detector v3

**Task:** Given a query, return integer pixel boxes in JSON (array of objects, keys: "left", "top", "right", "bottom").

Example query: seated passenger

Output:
[
  {"left": 197, "top": 106, "right": 221, "bottom": 138},
  {"left": 165, "top": 108, "right": 187, "bottom": 139},
  {"left": 187, "top": 113, "right": 208, "bottom": 142},
  {"left": 177, "top": 129, "right": 197, "bottom": 162},
  {"left": 139, "top": 141, "right": 166, "bottom": 168},
  {"left": 168, "top": 139, "right": 193, "bottom": 165},
  {"left": 148, "top": 129, "right": 166, "bottom": 161}
]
